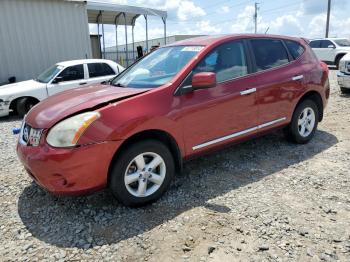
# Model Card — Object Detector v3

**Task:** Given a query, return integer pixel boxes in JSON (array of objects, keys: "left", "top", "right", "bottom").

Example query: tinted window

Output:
[
  {"left": 310, "top": 40, "right": 321, "bottom": 48},
  {"left": 193, "top": 41, "right": 248, "bottom": 82},
  {"left": 57, "top": 65, "right": 84, "bottom": 81},
  {"left": 250, "top": 39, "right": 289, "bottom": 71},
  {"left": 285, "top": 40, "right": 305, "bottom": 60},
  {"left": 334, "top": 39, "right": 350, "bottom": 47},
  {"left": 88, "top": 63, "right": 115, "bottom": 78},
  {"left": 320, "top": 40, "right": 334, "bottom": 48}
]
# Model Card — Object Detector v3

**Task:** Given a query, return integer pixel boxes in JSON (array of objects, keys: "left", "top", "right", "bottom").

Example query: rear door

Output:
[
  {"left": 248, "top": 38, "right": 304, "bottom": 132},
  {"left": 87, "top": 62, "right": 117, "bottom": 84},
  {"left": 178, "top": 40, "right": 259, "bottom": 155}
]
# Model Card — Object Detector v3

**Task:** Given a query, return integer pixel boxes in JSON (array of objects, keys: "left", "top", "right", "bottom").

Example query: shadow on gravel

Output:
[
  {"left": 18, "top": 129, "right": 338, "bottom": 248},
  {"left": 0, "top": 114, "right": 22, "bottom": 123}
]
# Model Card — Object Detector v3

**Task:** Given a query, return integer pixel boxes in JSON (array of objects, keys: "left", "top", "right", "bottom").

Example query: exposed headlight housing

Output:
[
  {"left": 339, "top": 60, "right": 346, "bottom": 73},
  {"left": 46, "top": 112, "right": 100, "bottom": 148}
]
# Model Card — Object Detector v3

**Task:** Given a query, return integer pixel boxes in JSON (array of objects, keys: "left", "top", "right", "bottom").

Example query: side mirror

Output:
[
  {"left": 191, "top": 72, "right": 217, "bottom": 90},
  {"left": 52, "top": 76, "right": 63, "bottom": 84},
  {"left": 328, "top": 45, "right": 335, "bottom": 49}
]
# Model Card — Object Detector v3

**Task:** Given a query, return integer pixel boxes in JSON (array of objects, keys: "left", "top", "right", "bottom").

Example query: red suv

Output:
[{"left": 17, "top": 34, "right": 330, "bottom": 206}]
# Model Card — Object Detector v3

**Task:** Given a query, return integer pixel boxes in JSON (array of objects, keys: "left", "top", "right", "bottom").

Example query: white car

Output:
[
  {"left": 309, "top": 38, "right": 350, "bottom": 68},
  {"left": 337, "top": 53, "right": 350, "bottom": 93},
  {"left": 0, "top": 59, "right": 124, "bottom": 117}
]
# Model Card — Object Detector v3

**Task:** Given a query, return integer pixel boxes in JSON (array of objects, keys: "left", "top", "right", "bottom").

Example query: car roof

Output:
[
  {"left": 310, "top": 38, "right": 348, "bottom": 41},
  {"left": 56, "top": 59, "right": 117, "bottom": 67},
  {"left": 166, "top": 34, "right": 303, "bottom": 47}
]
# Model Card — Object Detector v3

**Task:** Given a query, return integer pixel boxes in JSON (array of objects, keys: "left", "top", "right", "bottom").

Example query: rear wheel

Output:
[
  {"left": 284, "top": 99, "right": 319, "bottom": 144},
  {"left": 109, "top": 140, "right": 175, "bottom": 207},
  {"left": 16, "top": 97, "right": 38, "bottom": 117}
]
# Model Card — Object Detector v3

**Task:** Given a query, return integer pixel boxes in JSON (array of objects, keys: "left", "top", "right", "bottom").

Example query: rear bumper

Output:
[
  {"left": 16, "top": 141, "right": 122, "bottom": 195},
  {"left": 337, "top": 71, "right": 350, "bottom": 88}
]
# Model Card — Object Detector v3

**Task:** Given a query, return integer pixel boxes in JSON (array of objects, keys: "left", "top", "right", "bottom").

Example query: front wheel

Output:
[
  {"left": 340, "top": 86, "right": 350, "bottom": 94},
  {"left": 16, "top": 97, "right": 38, "bottom": 117},
  {"left": 109, "top": 140, "right": 175, "bottom": 207},
  {"left": 284, "top": 99, "right": 319, "bottom": 144}
]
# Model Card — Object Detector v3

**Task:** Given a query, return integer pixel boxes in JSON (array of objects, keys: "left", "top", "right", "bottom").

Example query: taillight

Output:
[{"left": 320, "top": 61, "right": 329, "bottom": 75}]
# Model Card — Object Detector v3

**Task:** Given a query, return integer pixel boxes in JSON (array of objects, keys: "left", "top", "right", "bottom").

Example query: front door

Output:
[
  {"left": 47, "top": 64, "right": 88, "bottom": 96},
  {"left": 178, "top": 40, "right": 258, "bottom": 155}
]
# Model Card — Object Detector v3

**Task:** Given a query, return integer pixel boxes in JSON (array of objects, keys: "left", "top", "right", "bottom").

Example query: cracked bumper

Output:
[
  {"left": 0, "top": 101, "right": 10, "bottom": 117},
  {"left": 337, "top": 71, "right": 350, "bottom": 89}
]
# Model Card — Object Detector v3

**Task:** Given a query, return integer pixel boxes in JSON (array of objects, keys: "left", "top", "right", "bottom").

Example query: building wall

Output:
[{"left": 0, "top": 0, "right": 92, "bottom": 82}]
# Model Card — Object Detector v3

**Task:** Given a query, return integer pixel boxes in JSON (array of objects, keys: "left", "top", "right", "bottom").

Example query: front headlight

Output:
[
  {"left": 46, "top": 112, "right": 100, "bottom": 147},
  {"left": 339, "top": 60, "right": 346, "bottom": 72}
]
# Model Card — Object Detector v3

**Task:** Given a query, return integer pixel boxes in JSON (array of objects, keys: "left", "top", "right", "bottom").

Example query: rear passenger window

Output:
[
  {"left": 250, "top": 39, "right": 289, "bottom": 71},
  {"left": 285, "top": 40, "right": 305, "bottom": 60},
  {"left": 193, "top": 41, "right": 248, "bottom": 82},
  {"left": 88, "top": 63, "right": 115, "bottom": 78},
  {"left": 309, "top": 40, "right": 321, "bottom": 48},
  {"left": 320, "top": 40, "right": 334, "bottom": 48}
]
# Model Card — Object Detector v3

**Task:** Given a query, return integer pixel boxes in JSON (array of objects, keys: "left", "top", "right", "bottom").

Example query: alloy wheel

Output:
[
  {"left": 124, "top": 152, "right": 166, "bottom": 197},
  {"left": 298, "top": 107, "right": 315, "bottom": 138}
]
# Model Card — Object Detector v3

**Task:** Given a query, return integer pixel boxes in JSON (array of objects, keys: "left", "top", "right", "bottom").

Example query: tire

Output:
[
  {"left": 340, "top": 86, "right": 350, "bottom": 94},
  {"left": 109, "top": 139, "right": 175, "bottom": 207},
  {"left": 284, "top": 99, "right": 319, "bottom": 144},
  {"left": 16, "top": 98, "right": 37, "bottom": 117}
]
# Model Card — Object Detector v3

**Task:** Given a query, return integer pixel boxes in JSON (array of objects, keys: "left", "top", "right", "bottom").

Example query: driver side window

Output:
[
  {"left": 57, "top": 65, "right": 84, "bottom": 82},
  {"left": 193, "top": 41, "right": 248, "bottom": 83}
]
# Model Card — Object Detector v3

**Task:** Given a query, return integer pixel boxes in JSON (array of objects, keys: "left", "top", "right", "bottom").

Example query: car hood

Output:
[
  {"left": 0, "top": 79, "right": 45, "bottom": 98},
  {"left": 26, "top": 84, "right": 150, "bottom": 128}
]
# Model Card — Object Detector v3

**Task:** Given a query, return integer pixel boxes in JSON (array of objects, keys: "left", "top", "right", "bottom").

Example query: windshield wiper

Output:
[{"left": 113, "top": 82, "right": 126, "bottom": 87}]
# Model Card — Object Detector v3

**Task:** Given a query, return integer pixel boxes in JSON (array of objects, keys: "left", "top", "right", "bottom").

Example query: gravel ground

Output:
[{"left": 0, "top": 70, "right": 349, "bottom": 261}]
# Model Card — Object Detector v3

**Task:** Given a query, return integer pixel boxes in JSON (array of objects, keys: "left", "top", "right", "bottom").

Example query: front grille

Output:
[{"left": 21, "top": 123, "right": 43, "bottom": 147}]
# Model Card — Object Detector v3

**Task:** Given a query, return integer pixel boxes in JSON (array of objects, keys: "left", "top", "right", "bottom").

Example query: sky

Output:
[{"left": 89, "top": 0, "right": 350, "bottom": 48}]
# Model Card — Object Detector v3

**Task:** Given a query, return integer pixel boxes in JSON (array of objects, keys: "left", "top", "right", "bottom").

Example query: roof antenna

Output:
[{"left": 265, "top": 27, "right": 269, "bottom": 34}]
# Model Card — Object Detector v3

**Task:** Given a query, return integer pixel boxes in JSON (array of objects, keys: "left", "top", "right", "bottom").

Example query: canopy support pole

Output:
[
  {"left": 115, "top": 14, "right": 122, "bottom": 65},
  {"left": 131, "top": 15, "right": 138, "bottom": 62},
  {"left": 100, "top": 11, "right": 106, "bottom": 59},
  {"left": 122, "top": 12, "right": 128, "bottom": 67},
  {"left": 97, "top": 12, "right": 102, "bottom": 59},
  {"left": 144, "top": 15, "right": 148, "bottom": 54},
  {"left": 162, "top": 17, "right": 167, "bottom": 45}
]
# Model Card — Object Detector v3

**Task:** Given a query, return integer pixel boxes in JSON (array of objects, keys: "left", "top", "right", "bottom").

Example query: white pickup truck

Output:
[
  {"left": 0, "top": 59, "right": 124, "bottom": 117},
  {"left": 309, "top": 38, "right": 350, "bottom": 68},
  {"left": 337, "top": 53, "right": 350, "bottom": 93}
]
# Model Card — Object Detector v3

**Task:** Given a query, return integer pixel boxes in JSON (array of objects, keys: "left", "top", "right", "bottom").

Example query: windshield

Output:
[
  {"left": 36, "top": 65, "right": 63, "bottom": 83},
  {"left": 334, "top": 39, "right": 350, "bottom": 47},
  {"left": 112, "top": 45, "right": 203, "bottom": 88}
]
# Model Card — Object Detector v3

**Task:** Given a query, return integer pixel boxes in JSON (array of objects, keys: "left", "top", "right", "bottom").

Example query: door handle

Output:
[
  {"left": 240, "top": 88, "right": 256, "bottom": 95},
  {"left": 292, "top": 75, "right": 304, "bottom": 81},
  {"left": 79, "top": 82, "right": 87, "bottom": 85}
]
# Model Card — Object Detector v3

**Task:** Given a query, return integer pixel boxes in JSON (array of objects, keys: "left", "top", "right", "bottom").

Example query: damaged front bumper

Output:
[{"left": 0, "top": 99, "right": 10, "bottom": 117}]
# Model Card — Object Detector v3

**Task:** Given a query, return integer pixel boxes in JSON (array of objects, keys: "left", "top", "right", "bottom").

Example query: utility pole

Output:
[
  {"left": 254, "top": 2, "right": 259, "bottom": 34},
  {"left": 325, "top": 0, "right": 331, "bottom": 38}
]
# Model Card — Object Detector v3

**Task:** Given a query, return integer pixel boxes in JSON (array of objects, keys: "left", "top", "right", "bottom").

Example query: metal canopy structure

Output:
[{"left": 86, "top": 1, "right": 167, "bottom": 67}]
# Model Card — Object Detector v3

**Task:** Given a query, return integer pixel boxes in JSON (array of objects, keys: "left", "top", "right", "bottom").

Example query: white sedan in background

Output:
[{"left": 0, "top": 59, "right": 124, "bottom": 117}]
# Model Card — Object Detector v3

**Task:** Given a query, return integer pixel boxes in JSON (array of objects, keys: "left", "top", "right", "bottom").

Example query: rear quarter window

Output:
[
  {"left": 250, "top": 39, "right": 290, "bottom": 71},
  {"left": 284, "top": 40, "right": 305, "bottom": 60}
]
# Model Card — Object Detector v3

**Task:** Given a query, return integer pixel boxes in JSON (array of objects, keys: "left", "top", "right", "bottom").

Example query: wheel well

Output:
[
  {"left": 297, "top": 91, "right": 324, "bottom": 122},
  {"left": 335, "top": 53, "right": 346, "bottom": 63},
  {"left": 107, "top": 129, "right": 183, "bottom": 184},
  {"left": 9, "top": 96, "right": 40, "bottom": 114}
]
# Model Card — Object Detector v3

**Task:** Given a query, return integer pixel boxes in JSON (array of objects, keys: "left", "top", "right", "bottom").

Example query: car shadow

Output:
[{"left": 18, "top": 129, "right": 338, "bottom": 248}]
